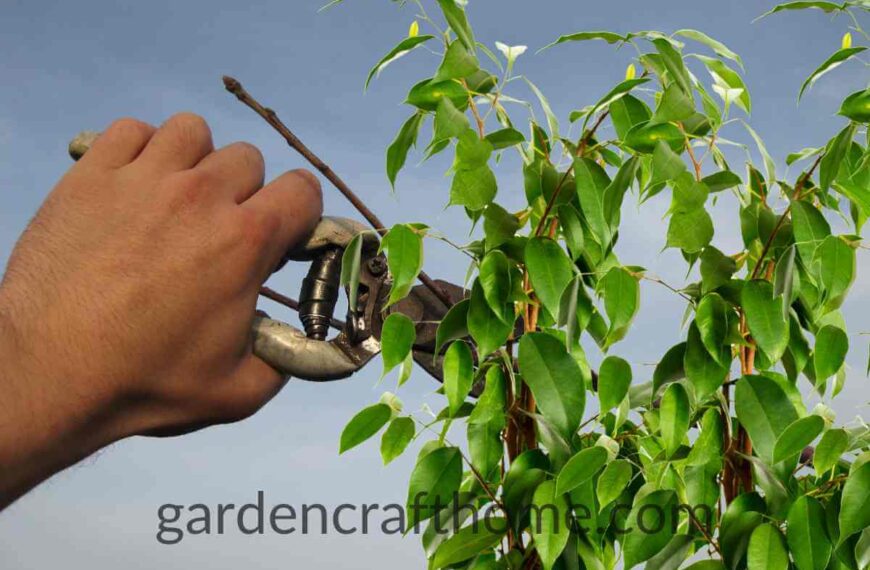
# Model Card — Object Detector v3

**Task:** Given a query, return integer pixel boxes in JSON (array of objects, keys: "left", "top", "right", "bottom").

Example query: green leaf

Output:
[
  {"left": 748, "top": 523, "right": 789, "bottom": 570},
  {"left": 406, "top": 446, "right": 463, "bottom": 528},
  {"left": 444, "top": 341, "right": 473, "bottom": 416},
  {"left": 787, "top": 496, "right": 832, "bottom": 570},
  {"left": 340, "top": 232, "right": 364, "bottom": 312},
  {"left": 435, "top": 0, "right": 475, "bottom": 53},
  {"left": 524, "top": 77, "right": 560, "bottom": 141},
  {"left": 381, "top": 417, "right": 415, "bottom": 465},
  {"left": 582, "top": 77, "right": 651, "bottom": 128},
  {"left": 839, "top": 88, "right": 870, "bottom": 123},
  {"left": 483, "top": 203, "right": 520, "bottom": 250},
  {"left": 485, "top": 127, "right": 525, "bottom": 150},
  {"left": 694, "top": 55, "right": 752, "bottom": 114},
  {"left": 838, "top": 460, "right": 870, "bottom": 543},
  {"left": 700, "top": 246, "right": 737, "bottom": 293},
  {"left": 734, "top": 375, "right": 800, "bottom": 463},
  {"left": 674, "top": 29, "right": 743, "bottom": 69},
  {"left": 525, "top": 237, "right": 574, "bottom": 319},
  {"left": 773, "top": 415, "right": 825, "bottom": 463},
  {"left": 653, "top": 38, "right": 693, "bottom": 95},
  {"left": 596, "top": 459, "right": 633, "bottom": 507},
  {"left": 468, "top": 366, "right": 507, "bottom": 426},
  {"left": 646, "top": 534, "right": 694, "bottom": 570},
  {"left": 574, "top": 156, "right": 615, "bottom": 246},
  {"left": 814, "top": 325, "right": 848, "bottom": 383},
  {"left": 468, "top": 419, "right": 502, "bottom": 481},
  {"left": 556, "top": 446, "right": 608, "bottom": 495},
  {"left": 431, "top": 519, "right": 507, "bottom": 568},
  {"left": 667, "top": 208, "right": 714, "bottom": 253},
  {"left": 558, "top": 205, "right": 585, "bottom": 260},
  {"left": 600, "top": 267, "right": 640, "bottom": 346},
  {"left": 433, "top": 97, "right": 470, "bottom": 143},
  {"left": 435, "top": 299, "right": 469, "bottom": 357},
  {"left": 387, "top": 112, "right": 424, "bottom": 189},
  {"left": 720, "top": 493, "right": 766, "bottom": 570},
  {"left": 340, "top": 403, "right": 392, "bottom": 454},
  {"left": 650, "top": 139, "right": 688, "bottom": 188},
  {"left": 406, "top": 78, "right": 468, "bottom": 112},
  {"left": 624, "top": 121, "right": 684, "bottom": 154},
  {"left": 599, "top": 355, "right": 632, "bottom": 412},
  {"left": 468, "top": 281, "right": 512, "bottom": 358},
  {"left": 815, "top": 235, "right": 855, "bottom": 303},
  {"left": 451, "top": 164, "right": 498, "bottom": 211},
  {"left": 622, "top": 490, "right": 679, "bottom": 568},
  {"left": 365, "top": 35, "right": 435, "bottom": 90},
  {"left": 381, "top": 312, "right": 416, "bottom": 377},
  {"left": 696, "top": 293, "right": 730, "bottom": 365},
  {"left": 758, "top": 2, "right": 846, "bottom": 19},
  {"left": 799, "top": 47, "right": 867, "bottom": 101},
  {"left": 611, "top": 94, "right": 652, "bottom": 140},
  {"left": 518, "top": 333, "right": 585, "bottom": 440},
  {"left": 792, "top": 201, "right": 832, "bottom": 266},
  {"left": 479, "top": 250, "right": 513, "bottom": 323},
  {"left": 456, "top": 129, "right": 493, "bottom": 168},
  {"left": 685, "top": 321, "right": 728, "bottom": 399},
  {"left": 820, "top": 123, "right": 857, "bottom": 192},
  {"left": 687, "top": 408, "right": 725, "bottom": 467},
  {"left": 653, "top": 342, "right": 688, "bottom": 396},
  {"left": 774, "top": 245, "right": 797, "bottom": 320},
  {"left": 652, "top": 83, "right": 696, "bottom": 124},
  {"left": 742, "top": 280, "right": 789, "bottom": 362},
  {"left": 381, "top": 224, "right": 424, "bottom": 305},
  {"left": 433, "top": 40, "right": 479, "bottom": 83},
  {"left": 539, "top": 30, "right": 629, "bottom": 51},
  {"left": 661, "top": 383, "right": 690, "bottom": 456},
  {"left": 740, "top": 121, "right": 775, "bottom": 182},
  {"left": 530, "top": 480, "right": 571, "bottom": 570},
  {"left": 815, "top": 428, "right": 849, "bottom": 476},
  {"left": 702, "top": 170, "right": 742, "bottom": 193}
]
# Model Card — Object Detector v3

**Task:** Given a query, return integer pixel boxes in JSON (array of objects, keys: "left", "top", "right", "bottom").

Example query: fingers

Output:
[
  {"left": 136, "top": 112, "right": 214, "bottom": 173},
  {"left": 83, "top": 118, "right": 156, "bottom": 169},
  {"left": 192, "top": 142, "right": 265, "bottom": 203},
  {"left": 242, "top": 169, "right": 323, "bottom": 278},
  {"left": 212, "top": 353, "right": 290, "bottom": 423}
]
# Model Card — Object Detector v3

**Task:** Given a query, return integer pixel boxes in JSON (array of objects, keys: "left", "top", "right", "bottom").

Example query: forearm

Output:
[{"left": 0, "top": 292, "right": 122, "bottom": 509}]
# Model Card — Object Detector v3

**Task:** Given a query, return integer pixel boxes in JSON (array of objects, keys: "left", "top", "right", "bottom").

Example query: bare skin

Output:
[{"left": 0, "top": 113, "right": 323, "bottom": 509}]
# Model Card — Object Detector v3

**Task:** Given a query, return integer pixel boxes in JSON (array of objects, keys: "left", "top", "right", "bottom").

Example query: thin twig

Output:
[{"left": 222, "top": 76, "right": 454, "bottom": 309}]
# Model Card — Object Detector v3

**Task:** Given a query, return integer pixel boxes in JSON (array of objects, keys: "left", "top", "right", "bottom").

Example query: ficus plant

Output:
[{"left": 333, "top": 1, "right": 870, "bottom": 569}]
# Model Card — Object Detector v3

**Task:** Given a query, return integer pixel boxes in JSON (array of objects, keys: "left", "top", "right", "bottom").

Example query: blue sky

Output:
[{"left": 0, "top": 1, "right": 867, "bottom": 568}]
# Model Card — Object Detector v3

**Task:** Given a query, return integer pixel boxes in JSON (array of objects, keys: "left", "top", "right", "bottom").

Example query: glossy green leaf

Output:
[
  {"left": 815, "top": 235, "right": 855, "bottom": 303},
  {"left": 468, "top": 419, "right": 502, "bottom": 481},
  {"left": 653, "top": 38, "right": 692, "bottom": 95},
  {"left": 814, "top": 325, "right": 848, "bottom": 383},
  {"left": 624, "top": 121, "right": 684, "bottom": 154},
  {"left": 575, "top": 157, "right": 613, "bottom": 247},
  {"left": 381, "top": 312, "right": 416, "bottom": 377},
  {"left": 525, "top": 237, "right": 574, "bottom": 319},
  {"left": 468, "top": 366, "right": 506, "bottom": 426},
  {"left": 774, "top": 415, "right": 824, "bottom": 463},
  {"left": 485, "top": 127, "right": 525, "bottom": 150},
  {"left": 340, "top": 403, "right": 392, "bottom": 454},
  {"left": 468, "top": 281, "right": 512, "bottom": 358},
  {"left": 838, "top": 460, "right": 870, "bottom": 543},
  {"left": 675, "top": 29, "right": 743, "bottom": 68},
  {"left": 687, "top": 408, "right": 725, "bottom": 467},
  {"left": 451, "top": 164, "right": 497, "bottom": 211},
  {"left": 650, "top": 139, "right": 687, "bottom": 188},
  {"left": 433, "top": 40, "right": 478, "bottom": 83},
  {"left": 820, "top": 123, "right": 857, "bottom": 192},
  {"left": 667, "top": 208, "right": 714, "bottom": 253},
  {"left": 703, "top": 170, "right": 743, "bottom": 193},
  {"left": 652, "top": 83, "right": 696, "bottom": 124},
  {"left": 435, "top": 0, "right": 475, "bottom": 52},
  {"left": 518, "top": 333, "right": 585, "bottom": 440},
  {"left": 694, "top": 55, "right": 752, "bottom": 114},
  {"left": 653, "top": 342, "right": 688, "bottom": 396},
  {"left": 365, "top": 35, "right": 435, "bottom": 90},
  {"left": 558, "top": 204, "right": 585, "bottom": 260},
  {"left": 456, "top": 128, "right": 493, "bottom": 168},
  {"left": 839, "top": 88, "right": 870, "bottom": 122},
  {"left": 742, "top": 280, "right": 789, "bottom": 362},
  {"left": 381, "top": 417, "right": 415, "bottom": 465},
  {"left": 556, "top": 446, "right": 608, "bottom": 495},
  {"left": 748, "top": 523, "right": 789, "bottom": 570},
  {"left": 596, "top": 459, "right": 633, "bottom": 507},
  {"left": 431, "top": 518, "right": 507, "bottom": 568},
  {"left": 814, "top": 428, "right": 849, "bottom": 476},
  {"left": 799, "top": 47, "right": 867, "bottom": 101},
  {"left": 406, "top": 78, "right": 468, "bottom": 111},
  {"left": 479, "top": 250, "right": 513, "bottom": 323},
  {"left": 530, "top": 480, "right": 571, "bottom": 570},
  {"left": 540, "top": 30, "right": 629, "bottom": 51},
  {"left": 406, "top": 446, "right": 463, "bottom": 527},
  {"left": 387, "top": 112, "right": 424, "bottom": 189},
  {"left": 483, "top": 203, "right": 520, "bottom": 249},
  {"left": 685, "top": 321, "right": 728, "bottom": 399},
  {"left": 599, "top": 355, "right": 632, "bottom": 412},
  {"left": 758, "top": 1, "right": 846, "bottom": 19},
  {"left": 434, "top": 299, "right": 469, "bottom": 357},
  {"left": 433, "top": 97, "right": 470, "bottom": 143},
  {"left": 381, "top": 224, "right": 424, "bottom": 305},
  {"left": 787, "top": 495, "right": 832, "bottom": 570},
  {"left": 583, "top": 77, "right": 651, "bottom": 127},
  {"left": 792, "top": 201, "right": 832, "bottom": 266},
  {"left": 340, "top": 232, "right": 364, "bottom": 312},
  {"left": 734, "top": 375, "right": 800, "bottom": 463},
  {"left": 696, "top": 293, "right": 730, "bottom": 365},
  {"left": 444, "top": 341, "right": 473, "bottom": 416},
  {"left": 600, "top": 267, "right": 640, "bottom": 346},
  {"left": 700, "top": 246, "right": 737, "bottom": 293},
  {"left": 622, "top": 490, "right": 679, "bottom": 569},
  {"left": 661, "top": 383, "right": 690, "bottom": 456}
]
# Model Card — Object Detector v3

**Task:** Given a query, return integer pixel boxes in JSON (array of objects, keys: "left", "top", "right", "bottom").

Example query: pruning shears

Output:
[{"left": 68, "top": 132, "right": 465, "bottom": 384}]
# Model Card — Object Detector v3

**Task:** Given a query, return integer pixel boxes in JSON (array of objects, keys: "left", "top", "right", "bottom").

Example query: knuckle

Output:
[
  {"left": 232, "top": 142, "right": 265, "bottom": 175},
  {"left": 105, "top": 117, "right": 154, "bottom": 143},
  {"left": 163, "top": 169, "right": 213, "bottom": 208},
  {"left": 164, "top": 112, "right": 212, "bottom": 149},
  {"left": 233, "top": 207, "right": 279, "bottom": 249},
  {"left": 290, "top": 168, "right": 323, "bottom": 203}
]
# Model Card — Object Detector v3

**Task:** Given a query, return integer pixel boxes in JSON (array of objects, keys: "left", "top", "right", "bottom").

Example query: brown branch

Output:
[
  {"left": 259, "top": 286, "right": 345, "bottom": 331},
  {"left": 222, "top": 76, "right": 453, "bottom": 309}
]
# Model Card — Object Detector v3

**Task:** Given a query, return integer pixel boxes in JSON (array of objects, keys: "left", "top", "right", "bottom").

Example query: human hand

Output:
[{"left": 0, "top": 114, "right": 322, "bottom": 503}]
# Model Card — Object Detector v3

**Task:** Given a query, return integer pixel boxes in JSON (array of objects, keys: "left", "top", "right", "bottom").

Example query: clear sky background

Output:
[{"left": 0, "top": 0, "right": 867, "bottom": 568}]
